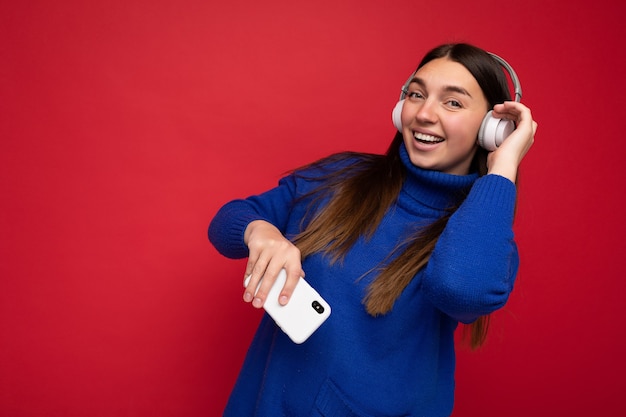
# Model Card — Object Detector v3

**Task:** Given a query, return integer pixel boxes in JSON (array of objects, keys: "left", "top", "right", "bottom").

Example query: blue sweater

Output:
[{"left": 209, "top": 144, "right": 519, "bottom": 416}]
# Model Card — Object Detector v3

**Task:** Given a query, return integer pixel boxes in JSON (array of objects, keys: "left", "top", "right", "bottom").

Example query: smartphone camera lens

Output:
[{"left": 311, "top": 300, "right": 325, "bottom": 314}]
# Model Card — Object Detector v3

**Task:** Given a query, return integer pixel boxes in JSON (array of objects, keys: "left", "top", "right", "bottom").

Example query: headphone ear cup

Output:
[
  {"left": 392, "top": 99, "right": 405, "bottom": 131},
  {"left": 477, "top": 110, "right": 515, "bottom": 151}
]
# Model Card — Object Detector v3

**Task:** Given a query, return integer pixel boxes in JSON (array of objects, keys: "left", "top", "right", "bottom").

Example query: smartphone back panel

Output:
[{"left": 245, "top": 269, "right": 331, "bottom": 344}]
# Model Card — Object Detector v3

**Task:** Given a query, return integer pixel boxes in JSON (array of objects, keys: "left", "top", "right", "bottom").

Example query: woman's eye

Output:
[
  {"left": 446, "top": 99, "right": 462, "bottom": 108},
  {"left": 407, "top": 91, "right": 424, "bottom": 100}
]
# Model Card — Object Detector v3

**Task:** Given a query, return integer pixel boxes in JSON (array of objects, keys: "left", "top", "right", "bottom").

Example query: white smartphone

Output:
[{"left": 244, "top": 269, "right": 331, "bottom": 344}]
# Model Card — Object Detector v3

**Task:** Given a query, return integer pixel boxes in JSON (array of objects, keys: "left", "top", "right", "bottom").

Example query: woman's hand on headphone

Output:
[
  {"left": 242, "top": 220, "right": 304, "bottom": 309},
  {"left": 486, "top": 101, "right": 537, "bottom": 182}
]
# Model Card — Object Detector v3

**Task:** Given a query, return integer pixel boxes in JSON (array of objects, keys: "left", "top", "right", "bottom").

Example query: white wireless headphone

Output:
[{"left": 391, "top": 52, "right": 523, "bottom": 151}]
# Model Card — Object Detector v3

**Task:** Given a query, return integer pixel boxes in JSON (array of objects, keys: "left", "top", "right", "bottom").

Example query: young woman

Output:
[{"left": 209, "top": 43, "right": 537, "bottom": 416}]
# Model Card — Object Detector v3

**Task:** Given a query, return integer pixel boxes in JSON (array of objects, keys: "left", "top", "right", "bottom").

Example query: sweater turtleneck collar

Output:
[{"left": 398, "top": 142, "right": 479, "bottom": 211}]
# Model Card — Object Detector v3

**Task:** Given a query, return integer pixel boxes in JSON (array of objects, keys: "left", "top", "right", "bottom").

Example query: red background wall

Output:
[{"left": 1, "top": 0, "right": 624, "bottom": 415}]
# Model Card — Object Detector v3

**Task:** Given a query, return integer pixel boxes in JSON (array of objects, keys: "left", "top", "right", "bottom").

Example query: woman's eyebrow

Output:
[{"left": 410, "top": 77, "right": 473, "bottom": 98}]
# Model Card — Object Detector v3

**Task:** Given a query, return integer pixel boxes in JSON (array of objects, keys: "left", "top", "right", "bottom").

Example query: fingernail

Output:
[
  {"left": 243, "top": 292, "right": 253, "bottom": 303},
  {"left": 252, "top": 298, "right": 263, "bottom": 308},
  {"left": 279, "top": 295, "right": 288, "bottom": 306}
]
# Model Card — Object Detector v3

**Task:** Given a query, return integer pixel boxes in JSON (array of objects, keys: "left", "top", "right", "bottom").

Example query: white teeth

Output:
[{"left": 414, "top": 132, "right": 443, "bottom": 143}]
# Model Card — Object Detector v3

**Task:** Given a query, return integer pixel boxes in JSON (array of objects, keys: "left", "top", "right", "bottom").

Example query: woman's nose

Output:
[{"left": 415, "top": 100, "right": 437, "bottom": 124}]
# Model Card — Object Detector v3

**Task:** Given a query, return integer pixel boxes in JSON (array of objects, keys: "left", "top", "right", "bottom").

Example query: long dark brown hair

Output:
[{"left": 293, "top": 43, "right": 514, "bottom": 349}]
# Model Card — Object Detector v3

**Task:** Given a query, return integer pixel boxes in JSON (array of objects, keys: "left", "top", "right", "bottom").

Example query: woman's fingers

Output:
[
  {"left": 486, "top": 102, "right": 537, "bottom": 182},
  {"left": 242, "top": 220, "right": 303, "bottom": 308},
  {"left": 278, "top": 266, "right": 306, "bottom": 306}
]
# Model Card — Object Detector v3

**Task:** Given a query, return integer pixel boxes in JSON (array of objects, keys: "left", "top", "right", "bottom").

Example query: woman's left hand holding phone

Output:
[{"left": 243, "top": 220, "right": 304, "bottom": 308}]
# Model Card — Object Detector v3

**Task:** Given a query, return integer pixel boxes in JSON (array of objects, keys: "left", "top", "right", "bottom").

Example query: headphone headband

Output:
[{"left": 487, "top": 52, "right": 522, "bottom": 102}]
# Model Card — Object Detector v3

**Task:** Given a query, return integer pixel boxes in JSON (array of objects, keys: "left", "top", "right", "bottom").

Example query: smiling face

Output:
[{"left": 400, "top": 57, "right": 489, "bottom": 175}]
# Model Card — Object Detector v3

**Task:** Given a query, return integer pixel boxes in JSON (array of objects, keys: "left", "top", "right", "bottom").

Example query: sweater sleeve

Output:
[
  {"left": 208, "top": 174, "right": 300, "bottom": 259},
  {"left": 421, "top": 174, "right": 519, "bottom": 324}
]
